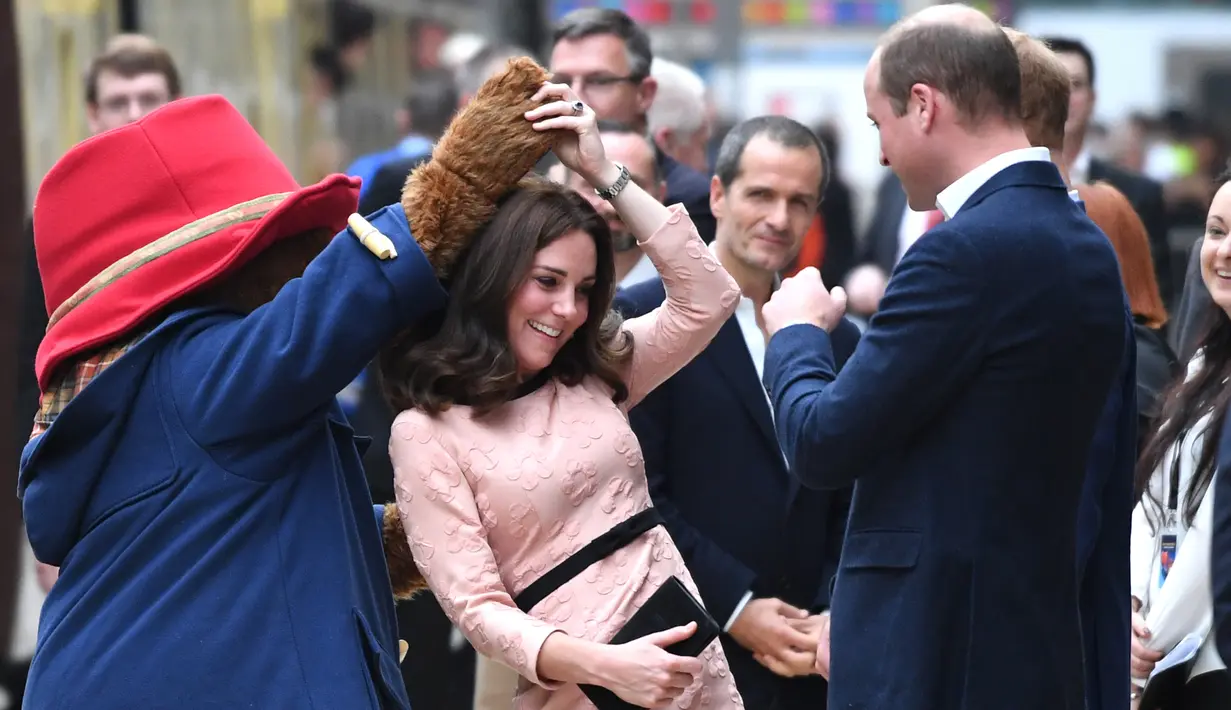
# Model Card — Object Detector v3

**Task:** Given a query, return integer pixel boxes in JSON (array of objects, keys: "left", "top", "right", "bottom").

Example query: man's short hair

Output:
[
  {"left": 647, "top": 58, "right": 707, "bottom": 138},
  {"left": 1003, "top": 29, "right": 1069, "bottom": 153},
  {"left": 877, "top": 20, "right": 1022, "bottom": 126},
  {"left": 1039, "top": 36, "right": 1095, "bottom": 86},
  {"left": 714, "top": 115, "right": 830, "bottom": 197},
  {"left": 406, "top": 69, "right": 460, "bottom": 139},
  {"left": 456, "top": 43, "right": 530, "bottom": 99},
  {"left": 85, "top": 34, "right": 181, "bottom": 105},
  {"left": 551, "top": 8, "right": 653, "bottom": 81}
]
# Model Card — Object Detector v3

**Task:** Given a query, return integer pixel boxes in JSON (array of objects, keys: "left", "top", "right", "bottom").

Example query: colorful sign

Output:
[
  {"left": 548, "top": 0, "right": 720, "bottom": 25},
  {"left": 741, "top": 0, "right": 901, "bottom": 27}
]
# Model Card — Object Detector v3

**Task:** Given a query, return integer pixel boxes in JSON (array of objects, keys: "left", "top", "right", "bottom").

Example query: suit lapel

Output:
[{"left": 705, "top": 317, "right": 783, "bottom": 467}]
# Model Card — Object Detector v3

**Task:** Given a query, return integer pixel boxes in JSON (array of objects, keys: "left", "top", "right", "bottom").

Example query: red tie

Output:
[{"left": 924, "top": 209, "right": 945, "bottom": 232}]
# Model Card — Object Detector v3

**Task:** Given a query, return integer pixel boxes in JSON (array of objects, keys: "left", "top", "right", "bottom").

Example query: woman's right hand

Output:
[
  {"left": 596, "top": 622, "right": 705, "bottom": 708},
  {"left": 1130, "top": 611, "right": 1164, "bottom": 679}
]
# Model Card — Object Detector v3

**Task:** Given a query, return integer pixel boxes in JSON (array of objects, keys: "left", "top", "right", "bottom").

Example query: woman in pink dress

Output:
[{"left": 382, "top": 82, "right": 745, "bottom": 709}]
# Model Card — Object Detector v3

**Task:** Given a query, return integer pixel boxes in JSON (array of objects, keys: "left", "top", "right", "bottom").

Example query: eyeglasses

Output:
[{"left": 551, "top": 72, "right": 643, "bottom": 96}]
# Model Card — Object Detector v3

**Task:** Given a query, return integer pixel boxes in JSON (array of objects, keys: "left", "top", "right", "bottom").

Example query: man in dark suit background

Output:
[
  {"left": 1008, "top": 29, "right": 1136, "bottom": 710},
  {"left": 1042, "top": 36, "right": 1174, "bottom": 307},
  {"left": 548, "top": 8, "right": 716, "bottom": 243},
  {"left": 616, "top": 115, "right": 859, "bottom": 709},
  {"left": 760, "top": 6, "right": 1128, "bottom": 709},
  {"left": 10, "top": 34, "right": 182, "bottom": 709}
]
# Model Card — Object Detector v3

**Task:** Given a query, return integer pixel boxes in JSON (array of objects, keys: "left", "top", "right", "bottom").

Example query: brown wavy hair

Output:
[{"left": 380, "top": 176, "right": 633, "bottom": 417}]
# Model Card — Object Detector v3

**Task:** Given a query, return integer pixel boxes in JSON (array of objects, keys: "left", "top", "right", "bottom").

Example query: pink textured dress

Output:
[{"left": 391, "top": 204, "right": 745, "bottom": 709}]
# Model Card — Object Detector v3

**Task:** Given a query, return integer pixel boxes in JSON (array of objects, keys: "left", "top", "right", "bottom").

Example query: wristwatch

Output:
[{"left": 595, "top": 163, "right": 631, "bottom": 201}]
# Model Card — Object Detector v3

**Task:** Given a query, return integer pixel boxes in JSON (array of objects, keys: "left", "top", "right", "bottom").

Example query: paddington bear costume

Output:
[{"left": 18, "top": 58, "right": 559, "bottom": 709}]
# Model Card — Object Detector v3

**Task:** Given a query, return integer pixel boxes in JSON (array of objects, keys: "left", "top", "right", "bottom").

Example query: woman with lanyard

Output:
[{"left": 1129, "top": 163, "right": 1231, "bottom": 709}]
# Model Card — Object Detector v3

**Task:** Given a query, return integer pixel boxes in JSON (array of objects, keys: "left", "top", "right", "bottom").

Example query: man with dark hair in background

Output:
[
  {"left": 1042, "top": 36, "right": 1174, "bottom": 308},
  {"left": 18, "top": 31, "right": 184, "bottom": 568},
  {"left": 558, "top": 118, "right": 666, "bottom": 288},
  {"left": 1010, "top": 28, "right": 1137, "bottom": 710},
  {"left": 760, "top": 5, "right": 1128, "bottom": 708},
  {"left": 10, "top": 33, "right": 183, "bottom": 708},
  {"left": 617, "top": 115, "right": 859, "bottom": 710},
  {"left": 549, "top": 8, "right": 716, "bottom": 243}
]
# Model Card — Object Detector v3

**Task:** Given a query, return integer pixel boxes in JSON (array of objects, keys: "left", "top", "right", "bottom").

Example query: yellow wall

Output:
[{"left": 15, "top": 0, "right": 438, "bottom": 202}]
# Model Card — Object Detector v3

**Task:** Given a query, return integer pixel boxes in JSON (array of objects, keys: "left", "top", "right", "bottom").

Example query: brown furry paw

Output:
[
  {"left": 402, "top": 56, "right": 557, "bottom": 279},
  {"left": 383, "top": 503, "right": 427, "bottom": 600}
]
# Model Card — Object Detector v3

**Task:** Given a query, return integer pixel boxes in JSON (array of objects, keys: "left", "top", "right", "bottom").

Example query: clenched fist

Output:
[{"left": 762, "top": 267, "right": 847, "bottom": 337}]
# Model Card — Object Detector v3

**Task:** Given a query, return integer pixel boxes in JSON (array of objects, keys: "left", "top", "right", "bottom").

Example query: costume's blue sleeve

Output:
[{"left": 169, "top": 204, "right": 446, "bottom": 447}]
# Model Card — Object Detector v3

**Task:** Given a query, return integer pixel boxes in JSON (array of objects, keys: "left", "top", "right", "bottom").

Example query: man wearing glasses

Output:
[{"left": 549, "top": 8, "right": 717, "bottom": 244}]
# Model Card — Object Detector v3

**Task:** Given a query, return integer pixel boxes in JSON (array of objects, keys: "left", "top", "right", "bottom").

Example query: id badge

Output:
[{"left": 1159, "top": 533, "right": 1178, "bottom": 586}]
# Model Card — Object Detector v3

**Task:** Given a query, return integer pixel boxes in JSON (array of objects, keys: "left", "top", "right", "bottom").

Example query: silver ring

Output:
[{"left": 571, "top": 100, "right": 584, "bottom": 115}]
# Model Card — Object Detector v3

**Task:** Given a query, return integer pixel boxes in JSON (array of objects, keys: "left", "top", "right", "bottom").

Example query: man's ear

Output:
[
  {"left": 86, "top": 103, "right": 102, "bottom": 136},
  {"left": 709, "top": 174, "right": 726, "bottom": 221},
  {"left": 636, "top": 75, "right": 658, "bottom": 116},
  {"left": 653, "top": 125, "right": 674, "bottom": 152}
]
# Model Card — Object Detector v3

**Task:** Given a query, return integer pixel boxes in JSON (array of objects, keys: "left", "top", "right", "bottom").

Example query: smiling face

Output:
[
  {"left": 711, "top": 134, "right": 822, "bottom": 274},
  {"left": 1201, "top": 181, "right": 1231, "bottom": 316},
  {"left": 507, "top": 229, "right": 598, "bottom": 377}
]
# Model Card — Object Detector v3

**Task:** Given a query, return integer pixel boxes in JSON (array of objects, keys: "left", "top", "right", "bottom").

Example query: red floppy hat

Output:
[{"left": 32, "top": 94, "right": 360, "bottom": 391}]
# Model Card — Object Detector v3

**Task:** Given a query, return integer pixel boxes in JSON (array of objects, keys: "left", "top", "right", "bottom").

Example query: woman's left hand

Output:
[{"left": 525, "top": 82, "right": 613, "bottom": 188}]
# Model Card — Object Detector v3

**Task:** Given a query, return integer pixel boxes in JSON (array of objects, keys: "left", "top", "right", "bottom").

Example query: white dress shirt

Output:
[
  {"left": 895, "top": 205, "right": 936, "bottom": 265},
  {"left": 935, "top": 146, "right": 1052, "bottom": 219},
  {"left": 618, "top": 253, "right": 658, "bottom": 290},
  {"left": 708, "top": 242, "right": 788, "bottom": 631}
]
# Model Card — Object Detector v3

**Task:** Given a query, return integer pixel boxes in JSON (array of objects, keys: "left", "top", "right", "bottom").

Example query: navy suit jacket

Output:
[
  {"left": 763, "top": 160, "right": 1127, "bottom": 710},
  {"left": 1076, "top": 313, "right": 1136, "bottom": 710},
  {"left": 1212, "top": 406, "right": 1231, "bottom": 665},
  {"left": 616, "top": 279, "right": 859, "bottom": 709}
]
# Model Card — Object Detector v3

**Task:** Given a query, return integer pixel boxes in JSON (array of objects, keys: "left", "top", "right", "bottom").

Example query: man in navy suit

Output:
[
  {"left": 759, "top": 6, "right": 1128, "bottom": 709},
  {"left": 1008, "top": 29, "right": 1137, "bottom": 710},
  {"left": 616, "top": 116, "right": 859, "bottom": 709}
]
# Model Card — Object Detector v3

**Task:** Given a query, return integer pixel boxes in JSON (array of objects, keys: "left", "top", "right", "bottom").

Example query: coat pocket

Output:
[
  {"left": 353, "top": 609, "right": 409, "bottom": 710},
  {"left": 328, "top": 416, "right": 373, "bottom": 458},
  {"left": 839, "top": 529, "right": 922, "bottom": 570}
]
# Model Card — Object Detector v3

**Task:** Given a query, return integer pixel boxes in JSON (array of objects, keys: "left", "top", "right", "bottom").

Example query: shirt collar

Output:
[{"left": 935, "top": 146, "right": 1052, "bottom": 220}]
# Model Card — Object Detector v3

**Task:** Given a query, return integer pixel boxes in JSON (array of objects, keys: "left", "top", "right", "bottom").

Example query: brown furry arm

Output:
[
  {"left": 401, "top": 57, "right": 558, "bottom": 280},
  {"left": 382, "top": 503, "right": 427, "bottom": 600}
]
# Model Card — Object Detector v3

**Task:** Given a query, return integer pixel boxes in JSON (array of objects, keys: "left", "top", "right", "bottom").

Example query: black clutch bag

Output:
[
  {"left": 513, "top": 509, "right": 720, "bottom": 710},
  {"left": 578, "top": 576, "right": 721, "bottom": 710}
]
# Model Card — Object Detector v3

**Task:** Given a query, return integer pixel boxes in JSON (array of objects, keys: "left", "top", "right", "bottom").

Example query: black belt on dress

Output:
[{"left": 513, "top": 507, "right": 664, "bottom": 613}]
